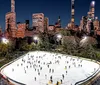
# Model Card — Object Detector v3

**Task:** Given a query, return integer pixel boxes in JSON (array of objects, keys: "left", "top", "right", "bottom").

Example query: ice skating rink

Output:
[{"left": 0, "top": 51, "right": 100, "bottom": 85}]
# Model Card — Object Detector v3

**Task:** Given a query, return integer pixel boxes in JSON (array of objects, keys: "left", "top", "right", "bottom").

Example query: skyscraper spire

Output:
[{"left": 11, "top": 0, "right": 15, "bottom": 12}]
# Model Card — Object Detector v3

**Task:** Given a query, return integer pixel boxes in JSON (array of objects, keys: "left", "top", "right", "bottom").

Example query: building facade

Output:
[
  {"left": 5, "top": 12, "right": 16, "bottom": 38},
  {"left": 5, "top": 0, "right": 16, "bottom": 38},
  {"left": 16, "top": 23, "right": 26, "bottom": 38},
  {"left": 32, "top": 13, "right": 44, "bottom": 33}
]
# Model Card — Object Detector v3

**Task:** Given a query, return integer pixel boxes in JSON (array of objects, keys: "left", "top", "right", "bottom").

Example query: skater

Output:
[
  {"left": 50, "top": 79, "right": 53, "bottom": 84},
  {"left": 56, "top": 81, "right": 59, "bottom": 85},
  {"left": 47, "top": 65, "right": 49, "bottom": 68},
  {"left": 12, "top": 68, "right": 14, "bottom": 72},
  {"left": 66, "top": 71, "right": 67, "bottom": 74},
  {"left": 50, "top": 76, "right": 52, "bottom": 80},
  {"left": 52, "top": 69, "right": 54, "bottom": 73},
  {"left": 34, "top": 77, "right": 36, "bottom": 81},
  {"left": 60, "top": 79, "right": 62, "bottom": 84},
  {"left": 45, "top": 74, "right": 47, "bottom": 79},
  {"left": 62, "top": 74, "right": 64, "bottom": 79},
  {"left": 49, "top": 69, "right": 51, "bottom": 73},
  {"left": 38, "top": 72, "right": 40, "bottom": 75},
  {"left": 69, "top": 65, "right": 70, "bottom": 68},
  {"left": 25, "top": 70, "right": 26, "bottom": 73}
]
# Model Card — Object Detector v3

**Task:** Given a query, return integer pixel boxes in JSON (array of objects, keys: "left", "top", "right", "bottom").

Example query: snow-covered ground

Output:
[{"left": 0, "top": 51, "right": 100, "bottom": 85}]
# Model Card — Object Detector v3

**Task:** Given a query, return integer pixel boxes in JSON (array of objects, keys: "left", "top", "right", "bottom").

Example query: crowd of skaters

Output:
[{"left": 11, "top": 52, "right": 84, "bottom": 85}]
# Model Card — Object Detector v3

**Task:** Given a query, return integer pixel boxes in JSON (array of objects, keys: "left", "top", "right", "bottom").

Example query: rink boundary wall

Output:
[
  {"left": 75, "top": 61, "right": 100, "bottom": 85},
  {"left": 0, "top": 53, "right": 27, "bottom": 85},
  {"left": 0, "top": 51, "right": 100, "bottom": 85}
]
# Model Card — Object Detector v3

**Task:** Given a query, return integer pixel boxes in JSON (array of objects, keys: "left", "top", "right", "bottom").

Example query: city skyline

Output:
[{"left": 0, "top": 0, "right": 100, "bottom": 31}]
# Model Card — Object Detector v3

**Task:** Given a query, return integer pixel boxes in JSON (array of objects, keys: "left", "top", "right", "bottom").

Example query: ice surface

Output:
[{"left": 1, "top": 51, "right": 100, "bottom": 85}]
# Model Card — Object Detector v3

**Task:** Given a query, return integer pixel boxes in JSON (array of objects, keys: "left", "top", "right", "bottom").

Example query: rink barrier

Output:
[
  {"left": 7, "top": 76, "right": 26, "bottom": 85},
  {"left": 0, "top": 51, "right": 100, "bottom": 85},
  {"left": 75, "top": 61, "right": 100, "bottom": 85},
  {"left": 0, "top": 53, "right": 28, "bottom": 85}
]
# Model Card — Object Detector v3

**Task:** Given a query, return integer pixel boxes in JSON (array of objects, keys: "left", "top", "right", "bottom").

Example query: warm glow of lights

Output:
[
  {"left": 2, "top": 38, "right": 9, "bottom": 44},
  {"left": 57, "top": 34, "right": 62, "bottom": 39},
  {"left": 80, "top": 36, "right": 88, "bottom": 46},
  {"left": 33, "top": 36, "right": 39, "bottom": 41},
  {"left": 83, "top": 36, "right": 87, "bottom": 41}
]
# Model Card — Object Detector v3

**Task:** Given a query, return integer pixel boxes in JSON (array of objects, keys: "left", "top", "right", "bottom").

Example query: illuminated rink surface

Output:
[{"left": 1, "top": 51, "right": 100, "bottom": 85}]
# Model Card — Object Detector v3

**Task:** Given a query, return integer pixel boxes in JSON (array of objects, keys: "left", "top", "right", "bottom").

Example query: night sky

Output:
[{"left": 0, "top": 0, "right": 100, "bottom": 31}]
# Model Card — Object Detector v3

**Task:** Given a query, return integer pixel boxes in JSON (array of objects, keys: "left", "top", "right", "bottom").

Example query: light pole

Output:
[
  {"left": 80, "top": 36, "right": 88, "bottom": 47},
  {"left": 33, "top": 36, "right": 39, "bottom": 44},
  {"left": 1, "top": 38, "right": 9, "bottom": 44},
  {"left": 56, "top": 34, "right": 62, "bottom": 45}
]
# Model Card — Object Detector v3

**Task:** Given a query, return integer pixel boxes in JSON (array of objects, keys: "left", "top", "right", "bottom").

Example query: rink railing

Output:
[
  {"left": 0, "top": 53, "right": 27, "bottom": 85},
  {"left": 75, "top": 60, "right": 100, "bottom": 85}
]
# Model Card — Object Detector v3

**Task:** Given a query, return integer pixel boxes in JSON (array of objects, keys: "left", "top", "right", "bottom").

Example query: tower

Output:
[
  {"left": 71, "top": 0, "right": 75, "bottom": 23},
  {"left": 11, "top": 0, "right": 15, "bottom": 12},
  {"left": 5, "top": 0, "right": 16, "bottom": 38}
]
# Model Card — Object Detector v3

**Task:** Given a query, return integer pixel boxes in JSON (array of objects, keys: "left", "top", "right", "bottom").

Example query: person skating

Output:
[
  {"left": 60, "top": 79, "right": 62, "bottom": 84},
  {"left": 34, "top": 77, "right": 36, "bottom": 81},
  {"left": 50, "top": 76, "right": 52, "bottom": 80},
  {"left": 56, "top": 81, "right": 59, "bottom": 85},
  {"left": 62, "top": 74, "right": 64, "bottom": 79},
  {"left": 49, "top": 69, "right": 51, "bottom": 73}
]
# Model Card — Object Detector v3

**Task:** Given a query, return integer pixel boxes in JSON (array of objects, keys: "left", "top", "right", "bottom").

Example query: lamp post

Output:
[
  {"left": 80, "top": 36, "right": 88, "bottom": 47},
  {"left": 56, "top": 34, "right": 62, "bottom": 45},
  {"left": 2, "top": 38, "right": 9, "bottom": 44},
  {"left": 33, "top": 36, "right": 39, "bottom": 44}
]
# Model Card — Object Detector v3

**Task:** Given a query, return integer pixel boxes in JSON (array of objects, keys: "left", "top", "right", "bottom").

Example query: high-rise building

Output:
[
  {"left": 66, "top": 0, "right": 75, "bottom": 30},
  {"left": 16, "top": 23, "right": 26, "bottom": 38},
  {"left": 94, "top": 17, "right": 100, "bottom": 30},
  {"left": 90, "top": 1, "right": 95, "bottom": 20},
  {"left": 32, "top": 13, "right": 44, "bottom": 33},
  {"left": 11, "top": 0, "right": 15, "bottom": 12},
  {"left": 44, "top": 17, "right": 49, "bottom": 32},
  {"left": 5, "top": 12, "right": 16, "bottom": 38},
  {"left": 5, "top": 0, "right": 16, "bottom": 38},
  {"left": 71, "top": 0, "right": 75, "bottom": 23}
]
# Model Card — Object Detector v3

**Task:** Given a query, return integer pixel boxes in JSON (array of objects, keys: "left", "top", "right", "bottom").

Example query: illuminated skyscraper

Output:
[
  {"left": 5, "top": 0, "right": 16, "bottom": 38},
  {"left": 90, "top": 1, "right": 95, "bottom": 20},
  {"left": 71, "top": 0, "right": 75, "bottom": 23},
  {"left": 94, "top": 17, "right": 100, "bottom": 30}
]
